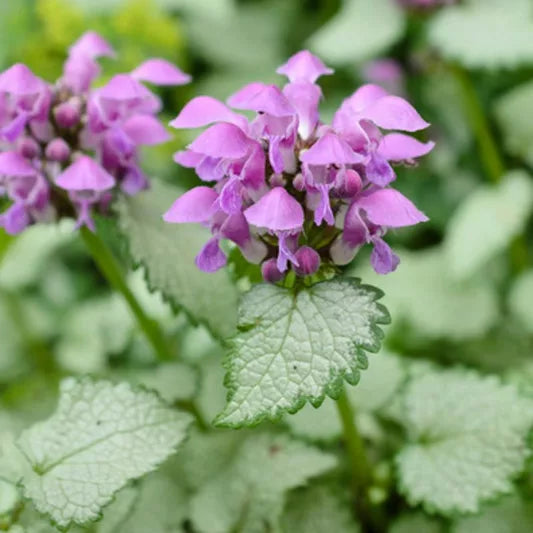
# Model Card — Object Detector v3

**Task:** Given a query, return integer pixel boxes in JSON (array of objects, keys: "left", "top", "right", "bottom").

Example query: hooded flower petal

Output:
[
  {"left": 365, "top": 152, "right": 395, "bottom": 187},
  {"left": 357, "top": 188, "right": 429, "bottom": 227},
  {"left": 371, "top": 238, "right": 400, "bottom": 274},
  {"left": 169, "top": 96, "right": 247, "bottom": 129},
  {"left": 130, "top": 58, "right": 191, "bottom": 86},
  {"left": 341, "top": 84, "right": 389, "bottom": 114},
  {"left": 188, "top": 122, "right": 251, "bottom": 159},
  {"left": 163, "top": 186, "right": 218, "bottom": 223},
  {"left": 300, "top": 132, "right": 364, "bottom": 165},
  {"left": 122, "top": 115, "right": 170, "bottom": 145},
  {"left": 0, "top": 64, "right": 46, "bottom": 96},
  {"left": 378, "top": 133, "right": 435, "bottom": 161},
  {"left": 276, "top": 50, "right": 333, "bottom": 83},
  {"left": 99, "top": 74, "right": 147, "bottom": 102},
  {"left": 0, "top": 151, "right": 36, "bottom": 177},
  {"left": 283, "top": 81, "right": 321, "bottom": 140},
  {"left": 69, "top": 32, "right": 115, "bottom": 59},
  {"left": 228, "top": 83, "right": 294, "bottom": 117},
  {"left": 55, "top": 156, "right": 115, "bottom": 192},
  {"left": 244, "top": 187, "right": 304, "bottom": 231},
  {"left": 361, "top": 95, "right": 430, "bottom": 131}
]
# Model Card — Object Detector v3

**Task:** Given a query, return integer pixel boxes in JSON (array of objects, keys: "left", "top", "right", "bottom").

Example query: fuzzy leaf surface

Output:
[
  {"left": 17, "top": 379, "right": 192, "bottom": 528},
  {"left": 397, "top": 370, "right": 533, "bottom": 514},
  {"left": 216, "top": 278, "right": 389, "bottom": 427},
  {"left": 445, "top": 171, "right": 533, "bottom": 279},
  {"left": 117, "top": 179, "right": 239, "bottom": 339}
]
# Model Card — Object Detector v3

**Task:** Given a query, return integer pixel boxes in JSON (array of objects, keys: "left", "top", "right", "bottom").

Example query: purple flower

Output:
[
  {"left": 0, "top": 31, "right": 190, "bottom": 234},
  {"left": 165, "top": 50, "right": 432, "bottom": 279}
]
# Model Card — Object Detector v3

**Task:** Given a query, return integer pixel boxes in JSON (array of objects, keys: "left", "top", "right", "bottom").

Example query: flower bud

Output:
[
  {"left": 45, "top": 138, "right": 70, "bottom": 162},
  {"left": 261, "top": 258, "right": 285, "bottom": 283},
  {"left": 293, "top": 246, "right": 320, "bottom": 276},
  {"left": 293, "top": 173, "right": 305, "bottom": 191},
  {"left": 54, "top": 98, "right": 81, "bottom": 129},
  {"left": 338, "top": 169, "right": 362, "bottom": 197},
  {"left": 17, "top": 137, "right": 40, "bottom": 159}
]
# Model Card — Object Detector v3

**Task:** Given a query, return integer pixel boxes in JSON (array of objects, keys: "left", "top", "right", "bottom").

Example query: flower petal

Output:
[
  {"left": 55, "top": 156, "right": 115, "bottom": 192},
  {"left": 227, "top": 83, "right": 294, "bottom": 117},
  {"left": 362, "top": 95, "right": 430, "bottom": 131},
  {"left": 170, "top": 96, "right": 246, "bottom": 129},
  {"left": 69, "top": 31, "right": 115, "bottom": 59},
  {"left": 0, "top": 151, "right": 36, "bottom": 177},
  {"left": 283, "top": 81, "right": 321, "bottom": 140},
  {"left": 188, "top": 122, "right": 251, "bottom": 159},
  {"left": 244, "top": 187, "right": 304, "bottom": 231},
  {"left": 163, "top": 186, "right": 218, "bottom": 223},
  {"left": 122, "top": 115, "right": 170, "bottom": 145},
  {"left": 300, "top": 132, "right": 364, "bottom": 165},
  {"left": 371, "top": 238, "right": 400, "bottom": 274},
  {"left": 130, "top": 58, "right": 191, "bottom": 86},
  {"left": 366, "top": 152, "right": 396, "bottom": 187},
  {"left": 0, "top": 64, "right": 46, "bottom": 95},
  {"left": 357, "top": 188, "right": 428, "bottom": 227},
  {"left": 378, "top": 133, "right": 435, "bottom": 160},
  {"left": 195, "top": 237, "right": 226, "bottom": 273},
  {"left": 276, "top": 50, "right": 333, "bottom": 83}
]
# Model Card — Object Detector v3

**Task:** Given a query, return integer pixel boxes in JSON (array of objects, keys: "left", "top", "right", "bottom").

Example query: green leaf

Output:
[
  {"left": 496, "top": 80, "right": 533, "bottom": 169},
  {"left": 308, "top": 0, "right": 405, "bottom": 64},
  {"left": 445, "top": 171, "right": 533, "bottom": 279},
  {"left": 0, "top": 220, "right": 74, "bottom": 290},
  {"left": 189, "top": 432, "right": 337, "bottom": 533},
  {"left": 216, "top": 278, "right": 389, "bottom": 427},
  {"left": 351, "top": 246, "right": 498, "bottom": 341},
  {"left": 451, "top": 495, "right": 533, "bottom": 533},
  {"left": 508, "top": 269, "right": 533, "bottom": 334},
  {"left": 17, "top": 378, "right": 192, "bottom": 528},
  {"left": 280, "top": 484, "right": 360, "bottom": 533},
  {"left": 286, "top": 351, "right": 405, "bottom": 442},
  {"left": 428, "top": 0, "right": 533, "bottom": 69},
  {"left": 396, "top": 370, "right": 533, "bottom": 514},
  {"left": 97, "top": 471, "right": 189, "bottom": 533},
  {"left": 117, "top": 179, "right": 239, "bottom": 340}
]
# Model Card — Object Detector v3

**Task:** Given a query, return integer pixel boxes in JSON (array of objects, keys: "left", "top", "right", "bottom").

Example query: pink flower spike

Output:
[
  {"left": 170, "top": 96, "right": 247, "bottom": 130},
  {"left": 227, "top": 83, "right": 294, "bottom": 117},
  {"left": 55, "top": 156, "right": 115, "bottom": 192},
  {"left": 362, "top": 95, "right": 430, "bottom": 132},
  {"left": 69, "top": 32, "right": 115, "bottom": 59},
  {"left": 0, "top": 152, "right": 36, "bottom": 177},
  {"left": 163, "top": 186, "right": 218, "bottom": 224},
  {"left": 188, "top": 122, "right": 251, "bottom": 159},
  {"left": 378, "top": 133, "right": 435, "bottom": 161},
  {"left": 357, "top": 188, "right": 428, "bottom": 227},
  {"left": 300, "top": 132, "right": 364, "bottom": 165},
  {"left": 244, "top": 187, "right": 304, "bottom": 231},
  {"left": 276, "top": 50, "right": 333, "bottom": 83},
  {"left": 122, "top": 115, "right": 170, "bottom": 145},
  {"left": 0, "top": 64, "right": 45, "bottom": 95},
  {"left": 131, "top": 59, "right": 191, "bottom": 86}
]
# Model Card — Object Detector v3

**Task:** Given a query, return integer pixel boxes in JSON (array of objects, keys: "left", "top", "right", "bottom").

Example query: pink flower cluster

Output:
[
  {"left": 165, "top": 51, "right": 433, "bottom": 280},
  {"left": 0, "top": 32, "right": 189, "bottom": 233}
]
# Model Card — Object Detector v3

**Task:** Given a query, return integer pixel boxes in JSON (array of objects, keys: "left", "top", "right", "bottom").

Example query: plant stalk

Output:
[{"left": 80, "top": 226, "right": 174, "bottom": 362}]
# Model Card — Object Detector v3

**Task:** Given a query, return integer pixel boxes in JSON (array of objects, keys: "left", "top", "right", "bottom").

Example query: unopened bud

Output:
[
  {"left": 338, "top": 169, "right": 362, "bottom": 197},
  {"left": 45, "top": 138, "right": 70, "bottom": 162},
  {"left": 17, "top": 137, "right": 40, "bottom": 159},
  {"left": 293, "top": 246, "right": 320, "bottom": 276},
  {"left": 261, "top": 258, "right": 285, "bottom": 283},
  {"left": 54, "top": 98, "right": 81, "bottom": 129}
]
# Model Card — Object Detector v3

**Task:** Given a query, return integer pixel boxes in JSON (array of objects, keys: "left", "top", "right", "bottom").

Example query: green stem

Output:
[
  {"left": 336, "top": 390, "right": 373, "bottom": 494},
  {"left": 452, "top": 64, "right": 530, "bottom": 272},
  {"left": 451, "top": 64, "right": 504, "bottom": 184},
  {"left": 80, "top": 226, "right": 174, "bottom": 362}
]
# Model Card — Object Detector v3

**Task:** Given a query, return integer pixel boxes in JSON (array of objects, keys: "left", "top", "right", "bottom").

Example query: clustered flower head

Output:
[
  {"left": 0, "top": 31, "right": 190, "bottom": 233},
  {"left": 164, "top": 51, "right": 433, "bottom": 281}
]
